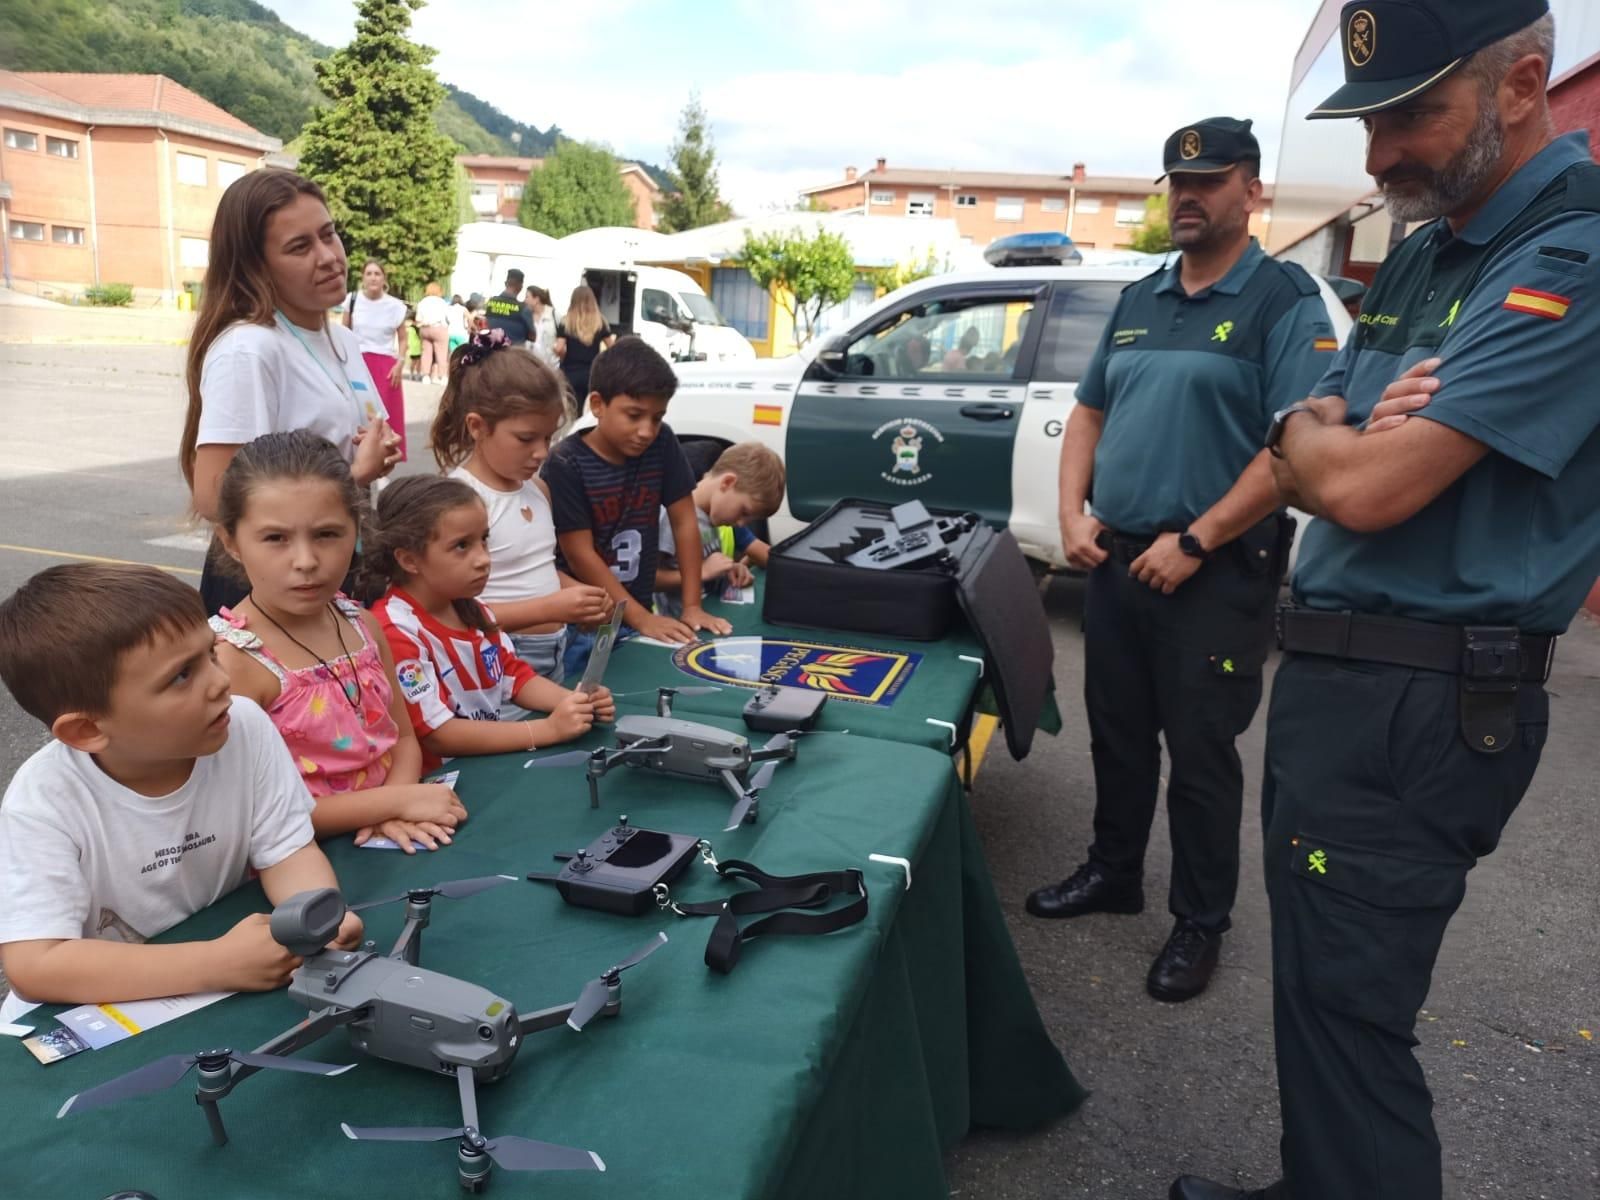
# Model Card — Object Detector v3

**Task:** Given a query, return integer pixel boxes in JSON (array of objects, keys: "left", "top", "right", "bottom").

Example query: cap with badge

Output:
[
  {"left": 1156, "top": 117, "right": 1261, "bottom": 184},
  {"left": 1310, "top": 0, "right": 1550, "bottom": 120}
]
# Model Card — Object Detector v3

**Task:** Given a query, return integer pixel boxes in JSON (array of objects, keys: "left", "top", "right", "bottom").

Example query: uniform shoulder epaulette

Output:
[
  {"left": 1562, "top": 159, "right": 1600, "bottom": 213},
  {"left": 1270, "top": 258, "right": 1322, "bottom": 298},
  {"left": 1122, "top": 261, "right": 1170, "bottom": 293}
]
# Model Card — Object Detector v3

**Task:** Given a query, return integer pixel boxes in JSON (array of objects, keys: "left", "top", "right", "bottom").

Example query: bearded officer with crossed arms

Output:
[{"left": 1172, "top": 2, "right": 1600, "bottom": 1198}]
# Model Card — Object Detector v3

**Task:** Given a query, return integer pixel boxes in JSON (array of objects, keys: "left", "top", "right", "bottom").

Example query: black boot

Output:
[
  {"left": 1146, "top": 919, "right": 1221, "bottom": 1002},
  {"left": 1169, "top": 1176, "right": 1287, "bottom": 1200},
  {"left": 1025, "top": 861, "right": 1143, "bottom": 918}
]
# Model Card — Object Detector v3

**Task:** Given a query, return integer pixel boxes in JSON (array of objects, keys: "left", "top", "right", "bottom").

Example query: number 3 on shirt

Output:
[{"left": 610, "top": 528, "right": 643, "bottom": 583}]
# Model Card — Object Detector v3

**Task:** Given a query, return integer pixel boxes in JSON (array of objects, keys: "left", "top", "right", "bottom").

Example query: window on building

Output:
[
  {"left": 1075, "top": 196, "right": 1102, "bottom": 214},
  {"left": 711, "top": 266, "right": 770, "bottom": 342},
  {"left": 955, "top": 194, "right": 978, "bottom": 208},
  {"left": 51, "top": 225, "right": 85, "bottom": 245},
  {"left": 216, "top": 160, "right": 247, "bottom": 189},
  {"left": 9, "top": 221, "right": 44, "bottom": 241},
  {"left": 907, "top": 192, "right": 935, "bottom": 218},
  {"left": 470, "top": 182, "right": 499, "bottom": 215},
  {"left": 1033, "top": 283, "right": 1125, "bottom": 382},
  {"left": 4, "top": 128, "right": 38, "bottom": 151},
  {"left": 995, "top": 196, "right": 1025, "bottom": 222},
  {"left": 1115, "top": 200, "right": 1147, "bottom": 227},
  {"left": 180, "top": 236, "right": 209, "bottom": 268},
  {"left": 175, "top": 152, "right": 207, "bottom": 186},
  {"left": 870, "top": 189, "right": 895, "bottom": 206},
  {"left": 1041, "top": 197, "right": 1067, "bottom": 213},
  {"left": 45, "top": 136, "right": 79, "bottom": 159},
  {"left": 504, "top": 183, "right": 523, "bottom": 200}
]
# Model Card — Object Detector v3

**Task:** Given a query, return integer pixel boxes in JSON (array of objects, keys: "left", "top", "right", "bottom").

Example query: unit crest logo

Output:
[
  {"left": 1348, "top": 9, "right": 1375, "bottom": 68},
  {"left": 1179, "top": 130, "right": 1202, "bottom": 160},
  {"left": 872, "top": 417, "right": 944, "bottom": 487},
  {"left": 673, "top": 636, "right": 922, "bottom": 707}
]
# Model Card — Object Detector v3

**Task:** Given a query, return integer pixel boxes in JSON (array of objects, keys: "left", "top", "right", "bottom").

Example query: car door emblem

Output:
[{"left": 872, "top": 417, "right": 943, "bottom": 487}]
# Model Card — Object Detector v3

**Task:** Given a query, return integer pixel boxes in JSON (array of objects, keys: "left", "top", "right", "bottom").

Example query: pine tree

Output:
[
  {"left": 658, "top": 93, "right": 733, "bottom": 232},
  {"left": 297, "top": 0, "right": 459, "bottom": 297},
  {"left": 517, "top": 141, "right": 638, "bottom": 237}
]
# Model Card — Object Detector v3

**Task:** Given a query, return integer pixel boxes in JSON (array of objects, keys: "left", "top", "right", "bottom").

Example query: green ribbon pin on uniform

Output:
[
  {"left": 1307, "top": 849, "right": 1328, "bottom": 874},
  {"left": 1212, "top": 321, "right": 1235, "bottom": 343}
]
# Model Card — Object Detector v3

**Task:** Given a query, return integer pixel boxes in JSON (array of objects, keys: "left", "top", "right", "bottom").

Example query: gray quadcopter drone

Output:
[
  {"left": 528, "top": 686, "right": 801, "bottom": 831},
  {"left": 56, "top": 877, "right": 667, "bottom": 1193}
]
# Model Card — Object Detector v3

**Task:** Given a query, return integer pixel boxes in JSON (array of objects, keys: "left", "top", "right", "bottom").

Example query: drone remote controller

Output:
[
  {"left": 528, "top": 817, "right": 702, "bottom": 915},
  {"left": 742, "top": 686, "right": 826, "bottom": 733}
]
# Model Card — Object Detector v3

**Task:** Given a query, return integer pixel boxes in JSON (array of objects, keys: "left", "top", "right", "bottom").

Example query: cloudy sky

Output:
[{"left": 264, "top": 0, "right": 1322, "bottom": 215}]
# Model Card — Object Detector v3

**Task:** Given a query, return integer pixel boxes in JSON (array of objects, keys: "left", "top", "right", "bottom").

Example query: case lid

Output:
[{"left": 952, "top": 529, "right": 1055, "bottom": 760}]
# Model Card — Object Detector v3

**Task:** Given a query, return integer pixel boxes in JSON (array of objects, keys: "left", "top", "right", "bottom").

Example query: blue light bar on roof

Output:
[{"left": 984, "top": 231, "right": 1083, "bottom": 268}]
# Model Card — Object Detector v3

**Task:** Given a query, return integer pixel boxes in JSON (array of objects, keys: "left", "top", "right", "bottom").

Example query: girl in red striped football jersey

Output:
[{"left": 368, "top": 475, "right": 615, "bottom": 770}]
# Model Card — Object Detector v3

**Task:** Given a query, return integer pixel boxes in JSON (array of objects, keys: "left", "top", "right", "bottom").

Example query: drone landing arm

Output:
[{"left": 585, "top": 739, "right": 671, "bottom": 808}]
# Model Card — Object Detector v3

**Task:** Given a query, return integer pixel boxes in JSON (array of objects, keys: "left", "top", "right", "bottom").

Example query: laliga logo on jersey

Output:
[
  {"left": 872, "top": 417, "right": 944, "bottom": 487},
  {"left": 394, "top": 659, "right": 433, "bottom": 701},
  {"left": 672, "top": 637, "right": 923, "bottom": 708}
]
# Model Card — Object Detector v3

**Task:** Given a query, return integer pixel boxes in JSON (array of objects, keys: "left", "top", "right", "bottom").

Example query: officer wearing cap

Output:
[
  {"left": 1171, "top": 4, "right": 1600, "bottom": 1200},
  {"left": 1026, "top": 119, "right": 1337, "bottom": 1003}
]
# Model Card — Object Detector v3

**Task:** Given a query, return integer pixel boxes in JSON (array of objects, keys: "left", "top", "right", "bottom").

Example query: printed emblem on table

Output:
[
  {"left": 1348, "top": 9, "right": 1375, "bottom": 68},
  {"left": 1179, "top": 129, "right": 1202, "bottom": 161},
  {"left": 673, "top": 636, "right": 923, "bottom": 707},
  {"left": 872, "top": 416, "right": 943, "bottom": 487}
]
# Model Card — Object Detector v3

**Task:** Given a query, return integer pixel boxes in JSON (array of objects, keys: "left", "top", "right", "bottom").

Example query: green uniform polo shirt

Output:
[
  {"left": 1078, "top": 239, "right": 1337, "bottom": 534},
  {"left": 1294, "top": 133, "right": 1600, "bottom": 634}
]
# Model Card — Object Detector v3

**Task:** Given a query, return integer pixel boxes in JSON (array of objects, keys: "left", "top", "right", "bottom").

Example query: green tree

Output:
[
  {"left": 452, "top": 159, "right": 477, "bottom": 226},
  {"left": 297, "top": 0, "right": 459, "bottom": 297},
  {"left": 739, "top": 227, "right": 857, "bottom": 347},
  {"left": 657, "top": 93, "right": 733, "bottom": 232},
  {"left": 868, "top": 246, "right": 950, "bottom": 294},
  {"left": 518, "top": 140, "right": 638, "bottom": 237},
  {"left": 1130, "top": 194, "right": 1174, "bottom": 254}
]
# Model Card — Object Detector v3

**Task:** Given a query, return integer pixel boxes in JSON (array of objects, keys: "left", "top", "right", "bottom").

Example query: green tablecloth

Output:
[
  {"left": 604, "top": 576, "right": 989, "bottom": 754},
  {"left": 1, "top": 719, "right": 1083, "bottom": 1199}
]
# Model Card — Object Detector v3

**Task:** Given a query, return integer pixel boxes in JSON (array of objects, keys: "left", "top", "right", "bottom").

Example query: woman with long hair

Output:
[
  {"left": 181, "top": 167, "right": 401, "bottom": 613},
  {"left": 343, "top": 259, "right": 408, "bottom": 456},
  {"left": 553, "top": 284, "right": 615, "bottom": 417}
]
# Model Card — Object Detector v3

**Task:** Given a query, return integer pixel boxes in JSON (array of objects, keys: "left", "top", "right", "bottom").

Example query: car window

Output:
[
  {"left": 1031, "top": 283, "right": 1125, "bottom": 382},
  {"left": 641, "top": 288, "right": 679, "bottom": 325},
  {"left": 838, "top": 294, "right": 1037, "bottom": 380},
  {"left": 678, "top": 292, "right": 727, "bottom": 326}
]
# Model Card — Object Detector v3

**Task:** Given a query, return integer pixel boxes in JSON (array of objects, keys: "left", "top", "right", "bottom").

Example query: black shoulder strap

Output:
[
  {"left": 1273, "top": 258, "right": 1323, "bottom": 299},
  {"left": 1462, "top": 160, "right": 1600, "bottom": 299},
  {"left": 1122, "top": 262, "right": 1169, "bottom": 294},
  {"left": 670, "top": 859, "right": 870, "bottom": 974}
]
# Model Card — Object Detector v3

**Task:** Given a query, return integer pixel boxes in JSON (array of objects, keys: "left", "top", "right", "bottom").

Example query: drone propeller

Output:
[
  {"left": 57, "top": 1049, "right": 353, "bottom": 1119},
  {"left": 722, "top": 759, "right": 780, "bottom": 832},
  {"left": 523, "top": 748, "right": 602, "bottom": 770},
  {"left": 567, "top": 931, "right": 669, "bottom": 1031},
  {"left": 350, "top": 874, "right": 519, "bottom": 912},
  {"left": 340, "top": 1124, "right": 605, "bottom": 1173}
]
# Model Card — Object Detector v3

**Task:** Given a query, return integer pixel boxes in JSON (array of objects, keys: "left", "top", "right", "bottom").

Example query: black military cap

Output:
[
  {"left": 1310, "top": 0, "right": 1550, "bottom": 119},
  {"left": 1156, "top": 117, "right": 1261, "bottom": 183}
]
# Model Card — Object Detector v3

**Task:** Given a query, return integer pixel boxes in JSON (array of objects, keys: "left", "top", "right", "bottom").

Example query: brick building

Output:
[
  {"left": 0, "top": 72, "right": 281, "bottom": 302},
  {"left": 800, "top": 158, "right": 1273, "bottom": 253},
  {"left": 457, "top": 155, "right": 660, "bottom": 229}
]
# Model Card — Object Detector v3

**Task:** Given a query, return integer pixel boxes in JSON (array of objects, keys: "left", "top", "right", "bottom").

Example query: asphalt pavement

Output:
[{"left": 0, "top": 345, "right": 1594, "bottom": 1200}]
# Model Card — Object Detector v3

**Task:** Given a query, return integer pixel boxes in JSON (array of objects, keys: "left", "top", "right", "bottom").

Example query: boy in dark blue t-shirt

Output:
[{"left": 543, "top": 337, "right": 733, "bottom": 653}]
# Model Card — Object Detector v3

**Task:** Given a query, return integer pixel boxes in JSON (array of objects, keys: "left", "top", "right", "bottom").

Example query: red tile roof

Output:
[{"left": 2, "top": 72, "right": 260, "bottom": 136}]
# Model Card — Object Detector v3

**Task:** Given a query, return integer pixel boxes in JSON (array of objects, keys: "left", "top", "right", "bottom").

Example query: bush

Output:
[{"left": 83, "top": 283, "right": 134, "bottom": 307}]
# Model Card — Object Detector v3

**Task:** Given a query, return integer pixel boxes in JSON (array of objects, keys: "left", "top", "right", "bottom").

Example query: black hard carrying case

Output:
[{"left": 763, "top": 498, "right": 1054, "bottom": 759}]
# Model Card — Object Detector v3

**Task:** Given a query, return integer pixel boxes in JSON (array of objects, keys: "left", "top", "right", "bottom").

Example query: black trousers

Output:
[
  {"left": 1263, "top": 655, "right": 1547, "bottom": 1200},
  {"left": 1081, "top": 541, "right": 1278, "bottom": 932}
]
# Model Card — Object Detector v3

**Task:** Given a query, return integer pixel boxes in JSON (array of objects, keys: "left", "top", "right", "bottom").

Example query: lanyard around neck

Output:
[{"left": 275, "top": 309, "right": 369, "bottom": 425}]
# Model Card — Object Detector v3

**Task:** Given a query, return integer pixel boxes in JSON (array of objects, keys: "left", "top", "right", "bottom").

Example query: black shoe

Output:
[
  {"left": 1147, "top": 920, "right": 1222, "bottom": 1002},
  {"left": 1169, "top": 1178, "right": 1287, "bottom": 1200},
  {"left": 1025, "top": 862, "right": 1143, "bottom": 919}
]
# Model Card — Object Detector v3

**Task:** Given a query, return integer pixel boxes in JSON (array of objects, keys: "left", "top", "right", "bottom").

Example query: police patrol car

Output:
[{"left": 662, "top": 234, "right": 1354, "bottom": 568}]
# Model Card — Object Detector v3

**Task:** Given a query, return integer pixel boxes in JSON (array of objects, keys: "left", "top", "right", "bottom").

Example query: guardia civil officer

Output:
[
  {"left": 1170, "top": 4, "right": 1600, "bottom": 1200},
  {"left": 1026, "top": 120, "right": 1336, "bottom": 1002}
]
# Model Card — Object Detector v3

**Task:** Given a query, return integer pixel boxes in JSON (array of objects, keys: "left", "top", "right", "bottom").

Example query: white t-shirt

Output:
[
  {"left": 0, "top": 697, "right": 316, "bottom": 947},
  {"left": 342, "top": 290, "right": 407, "bottom": 357},
  {"left": 415, "top": 294, "right": 449, "bottom": 327},
  {"left": 446, "top": 302, "right": 470, "bottom": 338},
  {"left": 197, "top": 317, "right": 383, "bottom": 461},
  {"left": 450, "top": 467, "right": 561, "bottom": 607}
]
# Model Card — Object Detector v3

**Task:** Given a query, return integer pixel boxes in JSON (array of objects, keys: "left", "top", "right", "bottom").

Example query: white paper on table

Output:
[
  {"left": 720, "top": 585, "right": 756, "bottom": 605},
  {"left": 627, "top": 635, "right": 682, "bottom": 649},
  {"left": 359, "top": 770, "right": 459, "bottom": 850},
  {"left": 0, "top": 989, "right": 41, "bottom": 1032},
  {"left": 57, "top": 990, "right": 232, "bottom": 1049}
]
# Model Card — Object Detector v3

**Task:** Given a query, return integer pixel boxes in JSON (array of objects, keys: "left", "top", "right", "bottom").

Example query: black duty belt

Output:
[
  {"left": 1276, "top": 607, "right": 1556, "bottom": 683},
  {"left": 1096, "top": 530, "right": 1154, "bottom": 564},
  {"left": 663, "top": 857, "right": 869, "bottom": 974}
]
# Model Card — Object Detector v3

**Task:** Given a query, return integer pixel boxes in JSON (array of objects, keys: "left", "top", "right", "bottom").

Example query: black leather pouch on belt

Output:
[
  {"left": 1460, "top": 627, "right": 1520, "bottom": 755},
  {"left": 1232, "top": 513, "right": 1296, "bottom": 580}
]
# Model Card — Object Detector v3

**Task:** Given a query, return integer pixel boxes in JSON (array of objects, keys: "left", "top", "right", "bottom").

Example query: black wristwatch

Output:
[
  {"left": 1266, "top": 401, "right": 1316, "bottom": 458},
  {"left": 1178, "top": 530, "right": 1210, "bottom": 560}
]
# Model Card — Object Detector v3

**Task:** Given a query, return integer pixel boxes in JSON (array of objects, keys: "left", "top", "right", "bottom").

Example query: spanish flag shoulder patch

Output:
[
  {"left": 1504, "top": 287, "right": 1571, "bottom": 321},
  {"left": 1313, "top": 337, "right": 1338, "bottom": 352}
]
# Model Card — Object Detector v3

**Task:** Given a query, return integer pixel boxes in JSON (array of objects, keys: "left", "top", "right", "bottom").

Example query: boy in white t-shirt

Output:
[{"left": 0, "top": 564, "right": 363, "bottom": 1005}]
